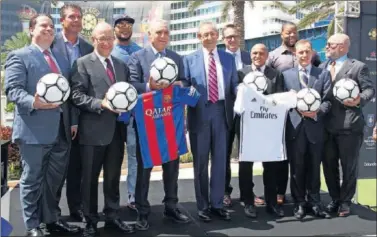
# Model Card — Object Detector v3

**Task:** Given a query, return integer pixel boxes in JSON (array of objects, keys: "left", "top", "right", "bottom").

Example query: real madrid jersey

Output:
[
  {"left": 234, "top": 84, "right": 289, "bottom": 162},
  {"left": 118, "top": 86, "right": 200, "bottom": 168}
]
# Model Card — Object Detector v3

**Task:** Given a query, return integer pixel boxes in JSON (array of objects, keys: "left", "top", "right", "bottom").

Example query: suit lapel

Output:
[
  {"left": 90, "top": 53, "right": 112, "bottom": 86},
  {"left": 196, "top": 50, "right": 207, "bottom": 87},
  {"left": 29, "top": 45, "right": 51, "bottom": 71},
  {"left": 335, "top": 58, "right": 353, "bottom": 82},
  {"left": 292, "top": 67, "right": 303, "bottom": 90},
  {"left": 308, "top": 67, "right": 317, "bottom": 88},
  {"left": 54, "top": 33, "right": 70, "bottom": 65},
  {"left": 111, "top": 56, "right": 124, "bottom": 83}
]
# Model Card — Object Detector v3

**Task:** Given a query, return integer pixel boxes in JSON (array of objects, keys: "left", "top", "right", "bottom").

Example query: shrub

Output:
[{"left": 1, "top": 126, "right": 21, "bottom": 180}]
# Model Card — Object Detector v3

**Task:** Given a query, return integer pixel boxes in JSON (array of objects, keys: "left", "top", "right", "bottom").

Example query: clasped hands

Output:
[{"left": 343, "top": 95, "right": 361, "bottom": 107}]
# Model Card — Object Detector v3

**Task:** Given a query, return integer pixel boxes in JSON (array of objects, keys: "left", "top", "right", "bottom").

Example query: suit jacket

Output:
[
  {"left": 319, "top": 58, "right": 375, "bottom": 134},
  {"left": 4, "top": 44, "right": 71, "bottom": 145},
  {"left": 70, "top": 52, "right": 129, "bottom": 146},
  {"left": 51, "top": 32, "right": 94, "bottom": 126},
  {"left": 283, "top": 66, "right": 331, "bottom": 143},
  {"left": 183, "top": 49, "right": 238, "bottom": 133},
  {"left": 127, "top": 46, "right": 187, "bottom": 93},
  {"left": 240, "top": 50, "right": 252, "bottom": 66},
  {"left": 238, "top": 65, "right": 284, "bottom": 94}
]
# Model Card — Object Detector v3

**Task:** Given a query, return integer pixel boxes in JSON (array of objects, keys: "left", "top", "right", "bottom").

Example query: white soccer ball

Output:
[
  {"left": 106, "top": 82, "right": 138, "bottom": 112},
  {"left": 333, "top": 78, "right": 360, "bottom": 103},
  {"left": 36, "top": 73, "right": 70, "bottom": 105},
  {"left": 150, "top": 57, "right": 178, "bottom": 86},
  {"left": 296, "top": 88, "right": 321, "bottom": 112},
  {"left": 243, "top": 71, "right": 268, "bottom": 93}
]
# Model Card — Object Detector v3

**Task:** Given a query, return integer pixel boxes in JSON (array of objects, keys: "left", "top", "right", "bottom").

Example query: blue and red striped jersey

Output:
[{"left": 119, "top": 86, "right": 200, "bottom": 168}]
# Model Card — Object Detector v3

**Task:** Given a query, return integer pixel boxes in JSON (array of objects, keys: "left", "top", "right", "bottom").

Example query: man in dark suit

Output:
[
  {"left": 127, "top": 19, "right": 190, "bottom": 231},
  {"left": 70, "top": 22, "right": 135, "bottom": 236},
  {"left": 221, "top": 24, "right": 262, "bottom": 208},
  {"left": 237, "top": 43, "right": 285, "bottom": 218},
  {"left": 184, "top": 21, "right": 238, "bottom": 222},
  {"left": 4, "top": 14, "right": 80, "bottom": 236},
  {"left": 283, "top": 40, "right": 331, "bottom": 219},
  {"left": 51, "top": 3, "right": 93, "bottom": 222},
  {"left": 319, "top": 33, "right": 375, "bottom": 217}
]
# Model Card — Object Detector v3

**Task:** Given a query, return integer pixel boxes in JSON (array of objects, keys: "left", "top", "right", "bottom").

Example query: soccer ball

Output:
[
  {"left": 36, "top": 73, "right": 70, "bottom": 104},
  {"left": 243, "top": 71, "right": 268, "bottom": 93},
  {"left": 106, "top": 82, "right": 138, "bottom": 112},
  {"left": 333, "top": 78, "right": 360, "bottom": 103},
  {"left": 150, "top": 57, "right": 178, "bottom": 85},
  {"left": 296, "top": 88, "right": 321, "bottom": 112}
]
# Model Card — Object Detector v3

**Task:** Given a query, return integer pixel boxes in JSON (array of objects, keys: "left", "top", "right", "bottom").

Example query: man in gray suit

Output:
[
  {"left": 4, "top": 14, "right": 80, "bottom": 236},
  {"left": 51, "top": 3, "right": 93, "bottom": 222},
  {"left": 319, "top": 33, "right": 375, "bottom": 217},
  {"left": 283, "top": 40, "right": 331, "bottom": 220},
  {"left": 70, "top": 22, "right": 135, "bottom": 237},
  {"left": 127, "top": 19, "right": 189, "bottom": 231}
]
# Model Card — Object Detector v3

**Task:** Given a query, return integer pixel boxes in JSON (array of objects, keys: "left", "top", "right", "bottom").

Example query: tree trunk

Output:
[{"left": 232, "top": 0, "right": 245, "bottom": 50}]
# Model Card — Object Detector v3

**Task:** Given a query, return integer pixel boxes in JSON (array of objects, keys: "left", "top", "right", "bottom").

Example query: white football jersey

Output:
[{"left": 234, "top": 84, "right": 290, "bottom": 162}]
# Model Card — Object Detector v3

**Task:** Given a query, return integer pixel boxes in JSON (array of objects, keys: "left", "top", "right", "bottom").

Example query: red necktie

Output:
[
  {"left": 208, "top": 52, "right": 218, "bottom": 103},
  {"left": 43, "top": 50, "right": 59, "bottom": 73},
  {"left": 105, "top": 58, "right": 115, "bottom": 84}
]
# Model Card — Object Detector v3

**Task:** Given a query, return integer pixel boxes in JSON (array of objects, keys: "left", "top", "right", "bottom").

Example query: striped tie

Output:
[{"left": 208, "top": 52, "right": 218, "bottom": 103}]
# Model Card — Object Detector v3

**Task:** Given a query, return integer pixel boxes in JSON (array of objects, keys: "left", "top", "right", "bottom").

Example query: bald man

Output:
[
  {"left": 319, "top": 33, "right": 375, "bottom": 217},
  {"left": 237, "top": 44, "right": 285, "bottom": 218},
  {"left": 71, "top": 22, "right": 135, "bottom": 236}
]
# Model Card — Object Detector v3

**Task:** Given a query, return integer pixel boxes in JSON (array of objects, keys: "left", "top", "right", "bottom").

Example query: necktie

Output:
[
  {"left": 330, "top": 61, "right": 336, "bottom": 81},
  {"left": 208, "top": 52, "right": 219, "bottom": 103},
  {"left": 156, "top": 52, "right": 165, "bottom": 58},
  {"left": 299, "top": 68, "right": 308, "bottom": 87},
  {"left": 256, "top": 67, "right": 261, "bottom": 72},
  {"left": 105, "top": 58, "right": 115, "bottom": 84},
  {"left": 43, "top": 50, "right": 59, "bottom": 73}
]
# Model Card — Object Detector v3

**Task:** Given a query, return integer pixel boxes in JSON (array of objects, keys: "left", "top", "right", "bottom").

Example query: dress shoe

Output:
[
  {"left": 82, "top": 223, "right": 97, "bottom": 237},
  {"left": 26, "top": 228, "right": 44, "bottom": 236},
  {"left": 312, "top": 205, "right": 331, "bottom": 219},
  {"left": 136, "top": 215, "right": 149, "bottom": 231},
  {"left": 244, "top": 204, "right": 257, "bottom": 218},
  {"left": 223, "top": 194, "right": 232, "bottom": 207},
  {"left": 294, "top": 205, "right": 306, "bottom": 220},
  {"left": 338, "top": 203, "right": 351, "bottom": 217},
  {"left": 105, "top": 219, "right": 135, "bottom": 233},
  {"left": 164, "top": 208, "right": 190, "bottom": 223},
  {"left": 326, "top": 200, "right": 340, "bottom": 213},
  {"left": 70, "top": 210, "right": 86, "bottom": 222},
  {"left": 198, "top": 209, "right": 212, "bottom": 222},
  {"left": 46, "top": 219, "right": 80, "bottom": 234},
  {"left": 210, "top": 207, "right": 231, "bottom": 221},
  {"left": 266, "top": 204, "right": 284, "bottom": 217}
]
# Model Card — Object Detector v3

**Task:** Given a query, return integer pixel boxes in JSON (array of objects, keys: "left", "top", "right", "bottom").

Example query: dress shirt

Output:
[
  {"left": 326, "top": 54, "right": 348, "bottom": 78},
  {"left": 226, "top": 48, "right": 242, "bottom": 70},
  {"left": 252, "top": 64, "right": 266, "bottom": 73},
  {"left": 94, "top": 50, "right": 115, "bottom": 76},
  {"left": 62, "top": 32, "right": 80, "bottom": 66},
  {"left": 203, "top": 47, "right": 225, "bottom": 101}
]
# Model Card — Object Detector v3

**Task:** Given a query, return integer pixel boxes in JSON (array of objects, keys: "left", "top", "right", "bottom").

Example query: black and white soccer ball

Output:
[
  {"left": 150, "top": 57, "right": 178, "bottom": 86},
  {"left": 243, "top": 71, "right": 268, "bottom": 93},
  {"left": 333, "top": 78, "right": 360, "bottom": 103},
  {"left": 106, "top": 82, "right": 138, "bottom": 112},
  {"left": 36, "top": 73, "right": 70, "bottom": 105},
  {"left": 296, "top": 88, "right": 321, "bottom": 112}
]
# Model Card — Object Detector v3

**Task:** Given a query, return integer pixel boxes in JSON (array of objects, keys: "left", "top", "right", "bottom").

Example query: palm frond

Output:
[
  {"left": 296, "top": 7, "right": 334, "bottom": 29},
  {"left": 288, "top": 0, "right": 330, "bottom": 14},
  {"left": 272, "top": 1, "right": 290, "bottom": 13},
  {"left": 221, "top": 1, "right": 232, "bottom": 22},
  {"left": 187, "top": 0, "right": 205, "bottom": 12},
  {"left": 327, "top": 19, "right": 335, "bottom": 37}
]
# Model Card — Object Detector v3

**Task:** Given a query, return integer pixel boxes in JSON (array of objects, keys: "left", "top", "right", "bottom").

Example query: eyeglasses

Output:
[
  {"left": 116, "top": 22, "right": 133, "bottom": 28},
  {"left": 95, "top": 37, "right": 115, "bottom": 43},
  {"left": 224, "top": 35, "right": 239, "bottom": 40},
  {"left": 326, "top": 42, "right": 343, "bottom": 48}
]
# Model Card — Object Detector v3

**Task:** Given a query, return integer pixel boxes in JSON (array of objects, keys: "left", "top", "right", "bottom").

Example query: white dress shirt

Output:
[
  {"left": 326, "top": 54, "right": 348, "bottom": 78},
  {"left": 34, "top": 43, "right": 61, "bottom": 73},
  {"left": 95, "top": 50, "right": 115, "bottom": 74},
  {"left": 298, "top": 64, "right": 312, "bottom": 87},
  {"left": 226, "top": 48, "right": 243, "bottom": 70},
  {"left": 203, "top": 47, "right": 225, "bottom": 101},
  {"left": 252, "top": 64, "right": 266, "bottom": 73}
]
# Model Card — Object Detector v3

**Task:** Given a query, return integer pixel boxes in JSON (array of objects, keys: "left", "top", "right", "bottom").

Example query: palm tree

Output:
[
  {"left": 188, "top": 1, "right": 289, "bottom": 50},
  {"left": 287, "top": 1, "right": 337, "bottom": 36},
  {"left": 1, "top": 32, "right": 31, "bottom": 66}
]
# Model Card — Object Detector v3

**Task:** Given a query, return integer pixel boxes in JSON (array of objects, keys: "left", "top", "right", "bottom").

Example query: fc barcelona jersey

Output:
[{"left": 119, "top": 86, "right": 200, "bottom": 168}]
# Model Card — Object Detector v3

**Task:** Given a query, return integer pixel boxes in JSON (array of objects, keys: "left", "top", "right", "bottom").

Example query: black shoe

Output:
[
  {"left": 82, "top": 223, "right": 97, "bottom": 237},
  {"left": 136, "top": 215, "right": 149, "bottom": 231},
  {"left": 198, "top": 209, "right": 212, "bottom": 222},
  {"left": 312, "top": 205, "right": 331, "bottom": 219},
  {"left": 104, "top": 219, "right": 135, "bottom": 233},
  {"left": 70, "top": 210, "right": 86, "bottom": 222},
  {"left": 244, "top": 204, "right": 257, "bottom": 218},
  {"left": 266, "top": 204, "right": 284, "bottom": 217},
  {"left": 210, "top": 207, "right": 231, "bottom": 221},
  {"left": 294, "top": 205, "right": 306, "bottom": 220},
  {"left": 338, "top": 203, "right": 351, "bottom": 217},
  {"left": 26, "top": 228, "right": 44, "bottom": 236},
  {"left": 46, "top": 219, "right": 81, "bottom": 234},
  {"left": 326, "top": 200, "right": 340, "bottom": 213},
  {"left": 164, "top": 208, "right": 190, "bottom": 223}
]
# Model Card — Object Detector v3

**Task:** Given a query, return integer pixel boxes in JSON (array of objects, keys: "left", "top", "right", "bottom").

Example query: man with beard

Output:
[
  {"left": 267, "top": 22, "right": 321, "bottom": 205},
  {"left": 111, "top": 15, "right": 142, "bottom": 211}
]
